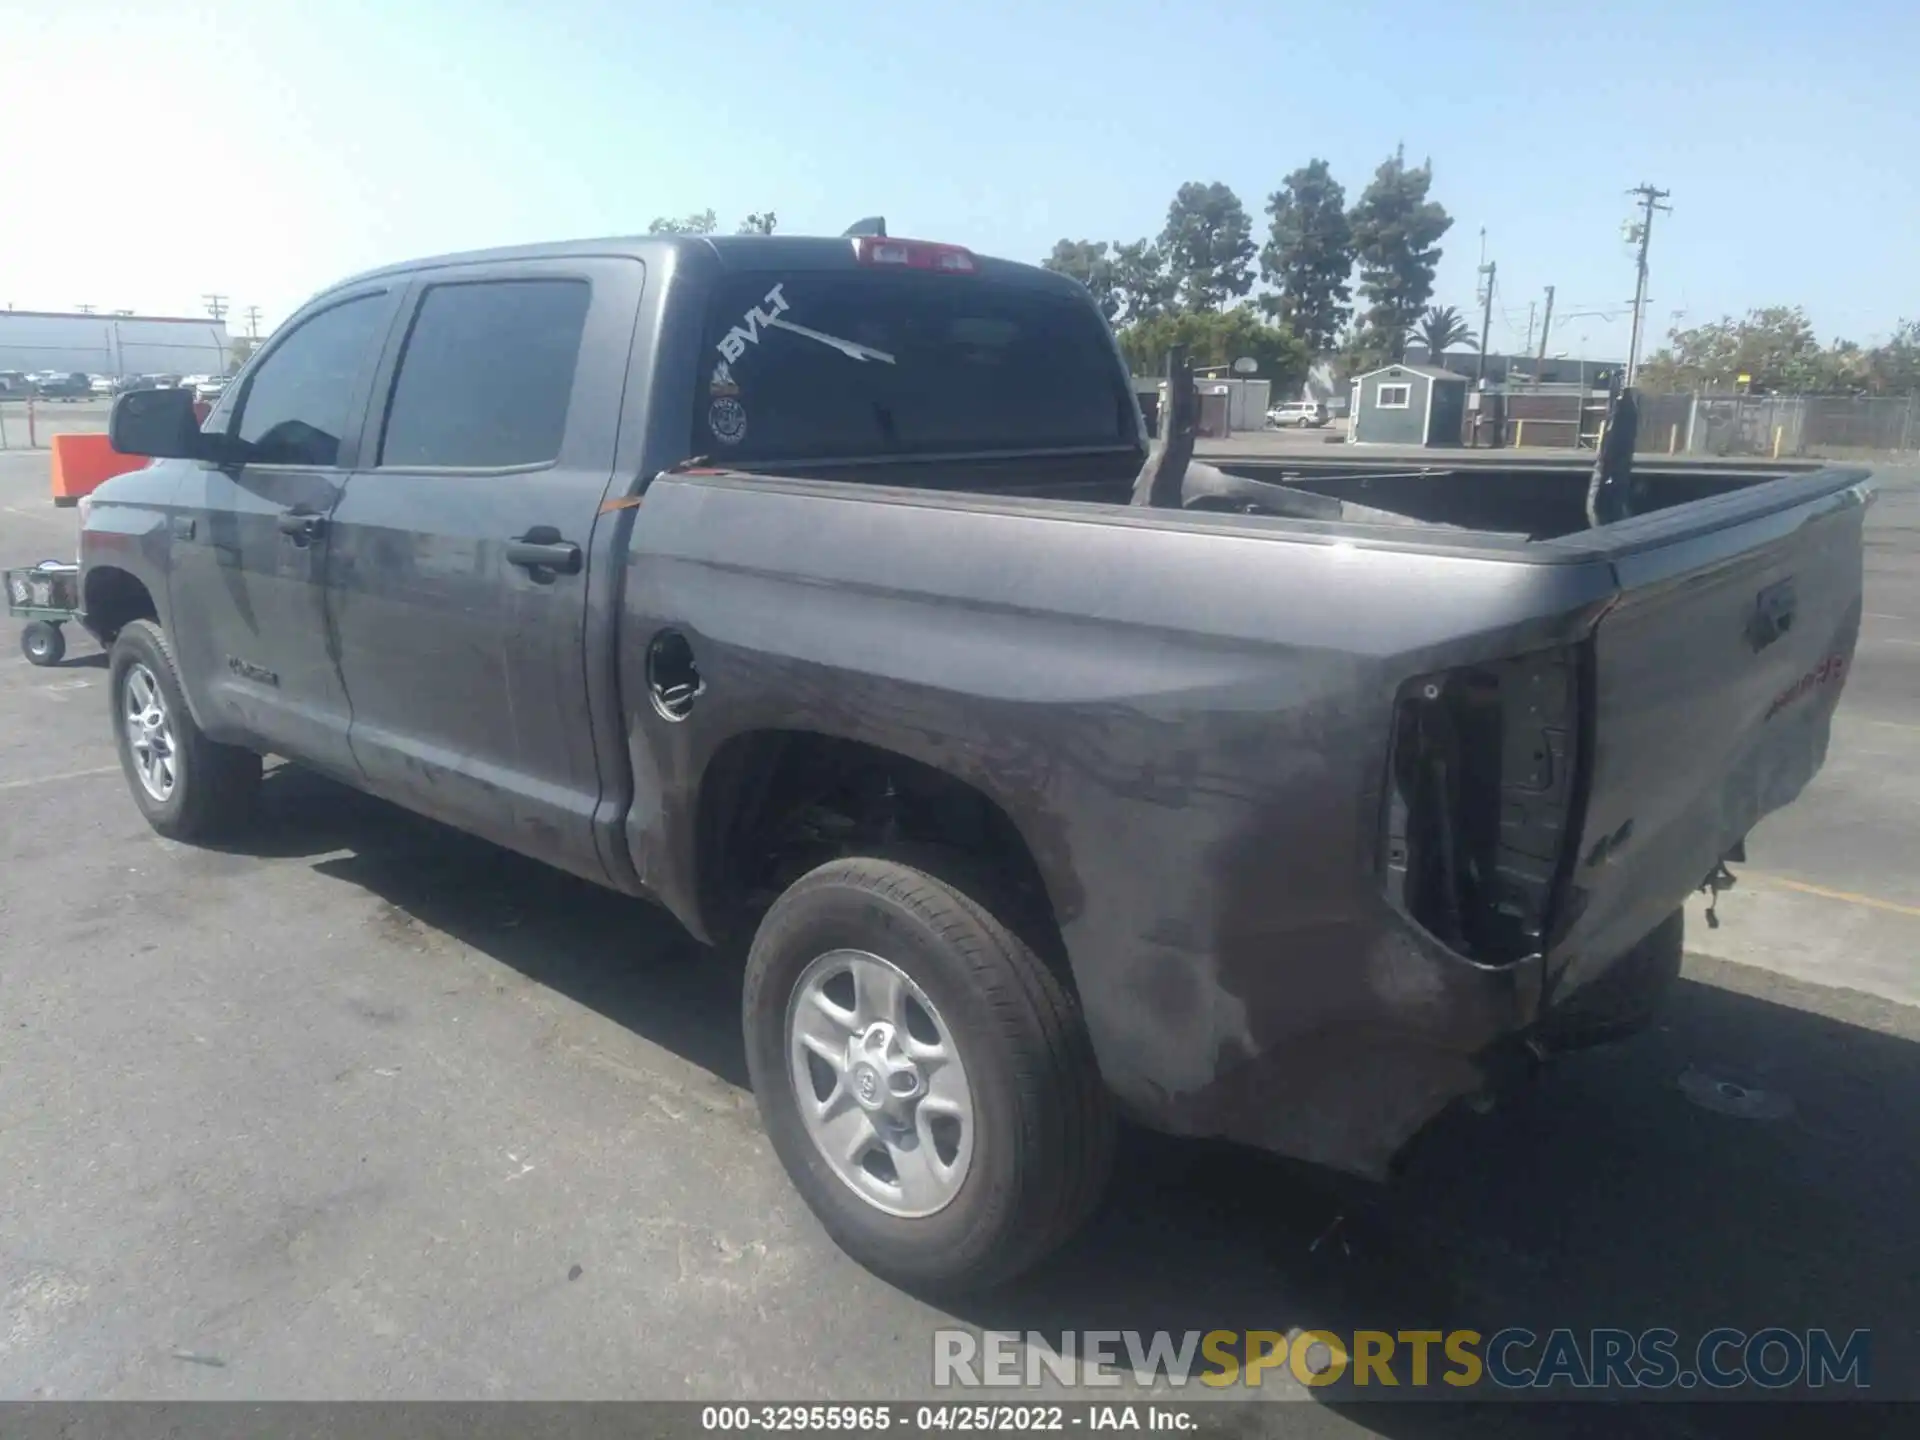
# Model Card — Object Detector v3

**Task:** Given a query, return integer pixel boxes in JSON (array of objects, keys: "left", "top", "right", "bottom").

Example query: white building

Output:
[{"left": 0, "top": 310, "right": 231, "bottom": 378}]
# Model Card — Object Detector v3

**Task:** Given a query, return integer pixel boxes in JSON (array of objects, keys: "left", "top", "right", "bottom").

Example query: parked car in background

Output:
[
  {"left": 117, "top": 374, "right": 182, "bottom": 394},
  {"left": 1267, "top": 399, "right": 1328, "bottom": 428},
  {"left": 90, "top": 375, "right": 118, "bottom": 396},
  {"left": 32, "top": 372, "right": 93, "bottom": 400},
  {"left": 192, "top": 375, "right": 230, "bottom": 403},
  {"left": 0, "top": 371, "right": 26, "bottom": 395}
]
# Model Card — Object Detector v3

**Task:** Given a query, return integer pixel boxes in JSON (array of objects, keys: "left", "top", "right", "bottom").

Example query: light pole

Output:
[{"left": 1623, "top": 185, "right": 1671, "bottom": 387}]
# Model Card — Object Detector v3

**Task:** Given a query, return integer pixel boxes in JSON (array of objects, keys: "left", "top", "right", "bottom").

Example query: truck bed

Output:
[
  {"left": 740, "top": 449, "right": 1836, "bottom": 542},
  {"left": 617, "top": 453, "right": 1869, "bottom": 1175},
  {"left": 1209, "top": 452, "right": 1835, "bottom": 540}
]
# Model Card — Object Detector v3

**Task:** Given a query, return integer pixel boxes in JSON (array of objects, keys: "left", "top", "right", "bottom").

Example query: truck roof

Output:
[{"left": 328, "top": 233, "right": 1087, "bottom": 304}]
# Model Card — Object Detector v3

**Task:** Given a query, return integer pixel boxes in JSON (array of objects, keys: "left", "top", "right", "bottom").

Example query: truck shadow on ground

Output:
[
  {"left": 30, "top": 647, "right": 106, "bottom": 669},
  {"left": 252, "top": 765, "right": 1913, "bottom": 1440},
  {"left": 247, "top": 764, "right": 747, "bottom": 1086}
]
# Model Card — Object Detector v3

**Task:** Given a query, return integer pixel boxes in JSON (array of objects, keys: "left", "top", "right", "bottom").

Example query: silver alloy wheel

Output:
[
  {"left": 786, "top": 949, "right": 975, "bottom": 1218},
  {"left": 123, "top": 661, "right": 179, "bottom": 802}
]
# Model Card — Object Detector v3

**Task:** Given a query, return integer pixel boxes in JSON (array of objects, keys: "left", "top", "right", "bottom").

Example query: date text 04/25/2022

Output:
[{"left": 699, "top": 1404, "right": 1200, "bottom": 1432}]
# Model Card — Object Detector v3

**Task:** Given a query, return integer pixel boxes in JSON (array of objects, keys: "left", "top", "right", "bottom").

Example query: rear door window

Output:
[
  {"left": 379, "top": 278, "right": 591, "bottom": 469},
  {"left": 694, "top": 272, "right": 1132, "bottom": 462}
]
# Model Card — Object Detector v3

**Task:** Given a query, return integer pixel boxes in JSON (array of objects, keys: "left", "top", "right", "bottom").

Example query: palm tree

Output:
[{"left": 1415, "top": 305, "right": 1476, "bottom": 365}]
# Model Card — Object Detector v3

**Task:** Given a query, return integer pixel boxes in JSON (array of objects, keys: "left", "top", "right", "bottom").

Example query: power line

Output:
[
  {"left": 202, "top": 293, "right": 229, "bottom": 322},
  {"left": 1623, "top": 183, "right": 1672, "bottom": 386}
]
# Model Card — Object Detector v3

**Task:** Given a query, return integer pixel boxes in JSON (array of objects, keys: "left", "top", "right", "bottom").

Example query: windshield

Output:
[{"left": 694, "top": 270, "right": 1135, "bottom": 463}]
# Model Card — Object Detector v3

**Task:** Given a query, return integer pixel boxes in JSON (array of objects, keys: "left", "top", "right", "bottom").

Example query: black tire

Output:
[
  {"left": 20, "top": 620, "right": 64, "bottom": 666},
  {"left": 108, "top": 619, "right": 261, "bottom": 841},
  {"left": 744, "top": 856, "right": 1114, "bottom": 1293}
]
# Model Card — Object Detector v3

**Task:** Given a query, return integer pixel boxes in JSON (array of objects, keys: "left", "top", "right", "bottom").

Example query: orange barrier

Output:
[{"left": 49, "top": 432, "right": 151, "bottom": 507}]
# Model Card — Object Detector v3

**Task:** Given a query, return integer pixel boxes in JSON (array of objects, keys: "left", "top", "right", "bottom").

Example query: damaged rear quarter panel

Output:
[{"left": 619, "top": 475, "right": 1621, "bottom": 1175}]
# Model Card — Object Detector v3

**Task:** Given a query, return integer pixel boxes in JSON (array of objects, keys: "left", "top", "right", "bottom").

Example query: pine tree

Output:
[
  {"left": 1158, "top": 182, "right": 1257, "bottom": 312},
  {"left": 1041, "top": 240, "right": 1120, "bottom": 320},
  {"left": 1347, "top": 148, "right": 1453, "bottom": 357},
  {"left": 1259, "top": 159, "right": 1354, "bottom": 352}
]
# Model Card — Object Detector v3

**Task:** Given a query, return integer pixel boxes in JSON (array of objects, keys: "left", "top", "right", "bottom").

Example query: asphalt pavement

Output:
[{"left": 2, "top": 448, "right": 1916, "bottom": 1434}]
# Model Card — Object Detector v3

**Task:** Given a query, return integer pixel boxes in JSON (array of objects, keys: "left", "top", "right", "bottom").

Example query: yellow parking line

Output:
[{"left": 1749, "top": 871, "right": 1920, "bottom": 919}]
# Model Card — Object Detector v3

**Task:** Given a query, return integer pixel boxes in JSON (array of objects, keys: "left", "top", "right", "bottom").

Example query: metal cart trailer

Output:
[{"left": 5, "top": 561, "right": 82, "bottom": 665}]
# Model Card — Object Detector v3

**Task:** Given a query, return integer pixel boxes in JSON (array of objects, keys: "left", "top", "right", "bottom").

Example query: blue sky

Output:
[{"left": 3, "top": 0, "right": 1914, "bottom": 358}]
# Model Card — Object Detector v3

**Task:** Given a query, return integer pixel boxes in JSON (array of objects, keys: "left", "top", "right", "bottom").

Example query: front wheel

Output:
[
  {"left": 744, "top": 856, "right": 1113, "bottom": 1293},
  {"left": 20, "top": 620, "right": 64, "bottom": 666},
  {"left": 108, "top": 619, "right": 261, "bottom": 840}
]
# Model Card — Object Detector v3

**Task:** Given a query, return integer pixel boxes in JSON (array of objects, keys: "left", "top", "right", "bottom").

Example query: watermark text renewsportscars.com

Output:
[{"left": 932, "top": 1328, "right": 1871, "bottom": 1392}]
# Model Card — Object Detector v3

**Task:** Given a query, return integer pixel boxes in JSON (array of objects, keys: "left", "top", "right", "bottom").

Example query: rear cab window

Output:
[{"left": 693, "top": 270, "right": 1135, "bottom": 463}]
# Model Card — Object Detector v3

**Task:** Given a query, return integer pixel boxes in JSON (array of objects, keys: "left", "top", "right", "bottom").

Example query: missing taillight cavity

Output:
[{"left": 1382, "top": 649, "right": 1580, "bottom": 964}]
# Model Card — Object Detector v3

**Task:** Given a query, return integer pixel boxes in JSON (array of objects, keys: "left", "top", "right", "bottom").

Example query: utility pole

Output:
[
  {"left": 1623, "top": 184, "right": 1671, "bottom": 387},
  {"left": 76, "top": 303, "right": 96, "bottom": 315},
  {"left": 1537, "top": 285, "right": 1556, "bottom": 361},
  {"left": 243, "top": 305, "right": 262, "bottom": 338},
  {"left": 1476, "top": 258, "right": 1497, "bottom": 382},
  {"left": 202, "top": 293, "right": 229, "bottom": 322},
  {"left": 1525, "top": 301, "right": 1536, "bottom": 357}
]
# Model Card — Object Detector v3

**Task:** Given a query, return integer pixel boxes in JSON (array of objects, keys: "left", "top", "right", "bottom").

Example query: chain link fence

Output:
[{"left": 1642, "top": 392, "right": 1920, "bottom": 459}]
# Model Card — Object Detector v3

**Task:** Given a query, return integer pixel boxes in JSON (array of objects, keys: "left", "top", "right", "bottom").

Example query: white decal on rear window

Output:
[
  {"left": 764, "top": 315, "right": 895, "bottom": 365},
  {"left": 713, "top": 283, "right": 898, "bottom": 374},
  {"left": 716, "top": 284, "right": 791, "bottom": 363}
]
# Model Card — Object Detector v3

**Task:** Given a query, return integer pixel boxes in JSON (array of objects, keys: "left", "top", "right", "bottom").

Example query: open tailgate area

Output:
[{"left": 1545, "top": 472, "right": 1872, "bottom": 1003}]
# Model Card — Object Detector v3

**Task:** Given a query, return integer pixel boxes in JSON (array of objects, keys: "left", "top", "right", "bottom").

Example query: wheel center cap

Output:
[{"left": 846, "top": 1023, "right": 923, "bottom": 1117}]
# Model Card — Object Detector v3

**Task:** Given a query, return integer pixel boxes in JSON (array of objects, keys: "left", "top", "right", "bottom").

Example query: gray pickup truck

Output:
[{"left": 79, "top": 229, "right": 1869, "bottom": 1292}]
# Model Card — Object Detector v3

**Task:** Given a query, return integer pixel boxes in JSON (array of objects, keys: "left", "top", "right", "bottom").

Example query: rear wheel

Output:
[
  {"left": 744, "top": 856, "right": 1113, "bottom": 1293},
  {"left": 20, "top": 620, "right": 64, "bottom": 666},
  {"left": 108, "top": 619, "right": 261, "bottom": 841}
]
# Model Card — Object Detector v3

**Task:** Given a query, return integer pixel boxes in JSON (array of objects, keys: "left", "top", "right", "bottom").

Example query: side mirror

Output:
[{"left": 108, "top": 386, "right": 230, "bottom": 461}]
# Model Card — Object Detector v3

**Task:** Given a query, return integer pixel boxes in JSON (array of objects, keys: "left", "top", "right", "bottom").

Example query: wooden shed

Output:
[{"left": 1347, "top": 363, "right": 1469, "bottom": 447}]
